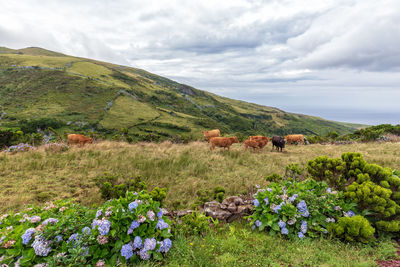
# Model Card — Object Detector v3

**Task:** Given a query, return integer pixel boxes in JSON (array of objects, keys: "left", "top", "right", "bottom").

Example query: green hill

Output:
[{"left": 0, "top": 47, "right": 363, "bottom": 140}]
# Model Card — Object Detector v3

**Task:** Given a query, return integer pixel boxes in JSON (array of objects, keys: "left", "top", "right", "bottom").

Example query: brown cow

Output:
[
  {"left": 202, "top": 129, "right": 221, "bottom": 141},
  {"left": 209, "top": 137, "right": 239, "bottom": 150},
  {"left": 249, "top": 136, "right": 269, "bottom": 150},
  {"left": 284, "top": 134, "right": 304, "bottom": 145},
  {"left": 244, "top": 139, "right": 261, "bottom": 152},
  {"left": 68, "top": 134, "right": 93, "bottom": 147}
]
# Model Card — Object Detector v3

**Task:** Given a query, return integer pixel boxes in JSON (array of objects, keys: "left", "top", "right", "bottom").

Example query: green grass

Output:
[
  {"left": 0, "top": 46, "right": 364, "bottom": 137},
  {"left": 1, "top": 141, "right": 400, "bottom": 214}
]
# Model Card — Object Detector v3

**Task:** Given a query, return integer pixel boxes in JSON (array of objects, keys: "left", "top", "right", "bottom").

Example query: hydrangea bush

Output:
[
  {"left": 250, "top": 179, "right": 357, "bottom": 239},
  {"left": 0, "top": 191, "right": 172, "bottom": 266},
  {"left": 3, "top": 143, "right": 36, "bottom": 153}
]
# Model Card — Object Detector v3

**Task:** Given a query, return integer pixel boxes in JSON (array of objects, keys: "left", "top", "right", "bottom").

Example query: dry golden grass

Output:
[{"left": 1, "top": 141, "right": 400, "bottom": 213}]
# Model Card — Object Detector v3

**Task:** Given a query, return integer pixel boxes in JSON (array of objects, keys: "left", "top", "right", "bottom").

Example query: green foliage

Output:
[
  {"left": 250, "top": 180, "right": 356, "bottom": 239},
  {"left": 307, "top": 156, "right": 345, "bottom": 188},
  {"left": 307, "top": 135, "right": 324, "bottom": 144},
  {"left": 175, "top": 210, "right": 218, "bottom": 236},
  {"left": 0, "top": 129, "right": 23, "bottom": 148},
  {"left": 284, "top": 163, "right": 305, "bottom": 181},
  {"left": 345, "top": 181, "right": 398, "bottom": 218},
  {"left": 19, "top": 118, "right": 64, "bottom": 133},
  {"left": 376, "top": 220, "right": 400, "bottom": 233},
  {"left": 0, "top": 192, "right": 172, "bottom": 265},
  {"left": 327, "top": 215, "right": 375, "bottom": 243},
  {"left": 95, "top": 173, "right": 148, "bottom": 200},
  {"left": 265, "top": 173, "right": 282, "bottom": 182},
  {"left": 192, "top": 190, "right": 211, "bottom": 209},
  {"left": 149, "top": 187, "right": 167, "bottom": 204},
  {"left": 213, "top": 187, "right": 226, "bottom": 203}
]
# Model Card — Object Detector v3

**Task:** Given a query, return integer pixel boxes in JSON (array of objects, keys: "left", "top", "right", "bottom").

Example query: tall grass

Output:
[{"left": 1, "top": 141, "right": 400, "bottom": 213}]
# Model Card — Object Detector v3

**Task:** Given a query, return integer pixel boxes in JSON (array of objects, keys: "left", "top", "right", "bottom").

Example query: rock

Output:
[
  {"left": 175, "top": 210, "right": 193, "bottom": 217},
  {"left": 222, "top": 196, "right": 244, "bottom": 206},
  {"left": 204, "top": 201, "right": 231, "bottom": 221},
  {"left": 227, "top": 203, "right": 237, "bottom": 212}
]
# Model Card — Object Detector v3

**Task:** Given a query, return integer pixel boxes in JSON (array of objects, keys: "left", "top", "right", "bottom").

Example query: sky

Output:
[{"left": 1, "top": 0, "right": 400, "bottom": 125}]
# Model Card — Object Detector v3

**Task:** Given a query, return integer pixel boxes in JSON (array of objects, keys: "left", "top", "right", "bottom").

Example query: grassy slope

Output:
[{"left": 0, "top": 47, "right": 364, "bottom": 137}]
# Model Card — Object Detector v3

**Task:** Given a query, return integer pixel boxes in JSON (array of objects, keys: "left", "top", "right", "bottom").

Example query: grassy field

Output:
[
  {"left": 1, "top": 141, "right": 400, "bottom": 213},
  {"left": 1, "top": 141, "right": 400, "bottom": 266}
]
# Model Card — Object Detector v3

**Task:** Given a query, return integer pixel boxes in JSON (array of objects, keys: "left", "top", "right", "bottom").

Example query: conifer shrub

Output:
[
  {"left": 327, "top": 215, "right": 375, "bottom": 243},
  {"left": 306, "top": 156, "right": 345, "bottom": 188}
]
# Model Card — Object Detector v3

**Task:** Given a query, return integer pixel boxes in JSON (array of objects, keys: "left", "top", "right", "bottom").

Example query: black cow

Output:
[{"left": 272, "top": 136, "right": 286, "bottom": 152}]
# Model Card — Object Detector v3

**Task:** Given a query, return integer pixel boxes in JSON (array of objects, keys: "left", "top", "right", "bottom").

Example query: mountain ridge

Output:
[{"left": 0, "top": 46, "right": 364, "bottom": 140}]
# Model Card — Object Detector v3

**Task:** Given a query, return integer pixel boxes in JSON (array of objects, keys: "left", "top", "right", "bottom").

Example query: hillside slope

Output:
[{"left": 0, "top": 47, "right": 362, "bottom": 139}]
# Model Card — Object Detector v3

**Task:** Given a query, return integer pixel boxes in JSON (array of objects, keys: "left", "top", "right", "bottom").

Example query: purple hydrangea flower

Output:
[
  {"left": 147, "top": 210, "right": 155, "bottom": 221},
  {"left": 253, "top": 199, "right": 260, "bottom": 207},
  {"left": 267, "top": 188, "right": 272, "bottom": 192},
  {"left": 326, "top": 188, "right": 332, "bottom": 193},
  {"left": 298, "top": 232, "right": 305, "bottom": 239},
  {"left": 139, "top": 248, "right": 150, "bottom": 260},
  {"left": 263, "top": 197, "right": 269, "bottom": 205},
  {"left": 255, "top": 220, "right": 262, "bottom": 227},
  {"left": 144, "top": 238, "right": 156, "bottom": 251},
  {"left": 31, "top": 235, "right": 52, "bottom": 256},
  {"left": 300, "top": 220, "right": 307, "bottom": 234},
  {"left": 278, "top": 220, "right": 286, "bottom": 229},
  {"left": 133, "top": 236, "right": 142, "bottom": 249},
  {"left": 128, "top": 201, "right": 138, "bottom": 211},
  {"left": 162, "top": 238, "right": 172, "bottom": 253},
  {"left": 96, "top": 210, "right": 102, "bottom": 218},
  {"left": 281, "top": 227, "right": 289, "bottom": 235},
  {"left": 297, "top": 200, "right": 309, "bottom": 217},
  {"left": 42, "top": 218, "right": 59, "bottom": 226},
  {"left": 157, "top": 209, "right": 163, "bottom": 218},
  {"left": 156, "top": 219, "right": 169, "bottom": 230},
  {"left": 55, "top": 235, "right": 63, "bottom": 242},
  {"left": 274, "top": 204, "right": 282, "bottom": 213},
  {"left": 121, "top": 243, "right": 133, "bottom": 260},
  {"left": 98, "top": 220, "right": 111, "bottom": 235},
  {"left": 347, "top": 210, "right": 356, "bottom": 217},
  {"left": 82, "top": 227, "right": 91, "bottom": 235},
  {"left": 22, "top": 228, "right": 35, "bottom": 245}
]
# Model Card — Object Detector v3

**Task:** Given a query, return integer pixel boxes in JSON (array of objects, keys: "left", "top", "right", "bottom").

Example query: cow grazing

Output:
[
  {"left": 67, "top": 134, "right": 93, "bottom": 147},
  {"left": 209, "top": 137, "right": 239, "bottom": 150},
  {"left": 284, "top": 134, "right": 304, "bottom": 145},
  {"left": 202, "top": 129, "right": 221, "bottom": 142},
  {"left": 272, "top": 136, "right": 286, "bottom": 152}
]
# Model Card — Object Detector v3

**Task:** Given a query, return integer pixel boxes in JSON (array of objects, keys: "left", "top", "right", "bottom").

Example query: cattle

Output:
[
  {"left": 202, "top": 129, "right": 221, "bottom": 142},
  {"left": 209, "top": 137, "right": 239, "bottom": 150},
  {"left": 67, "top": 134, "right": 93, "bottom": 147},
  {"left": 272, "top": 136, "right": 286, "bottom": 152},
  {"left": 284, "top": 134, "right": 304, "bottom": 145},
  {"left": 244, "top": 139, "right": 260, "bottom": 152}
]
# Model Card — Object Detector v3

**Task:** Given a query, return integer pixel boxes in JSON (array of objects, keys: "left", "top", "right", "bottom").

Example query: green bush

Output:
[
  {"left": 345, "top": 181, "right": 398, "bottom": 218},
  {"left": 0, "top": 192, "right": 173, "bottom": 265},
  {"left": 265, "top": 173, "right": 282, "bottom": 182},
  {"left": 213, "top": 186, "right": 226, "bottom": 203},
  {"left": 307, "top": 156, "right": 345, "bottom": 188},
  {"left": 327, "top": 215, "right": 375, "bottom": 243},
  {"left": 175, "top": 210, "right": 217, "bottom": 236},
  {"left": 250, "top": 180, "right": 356, "bottom": 239},
  {"left": 149, "top": 187, "right": 167, "bottom": 204}
]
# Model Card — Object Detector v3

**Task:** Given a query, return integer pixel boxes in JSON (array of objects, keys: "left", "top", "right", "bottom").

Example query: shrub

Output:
[
  {"left": 327, "top": 215, "right": 375, "bottom": 243},
  {"left": 149, "top": 187, "right": 167, "bottom": 204},
  {"left": 95, "top": 174, "right": 148, "bottom": 200},
  {"left": 175, "top": 210, "right": 217, "bottom": 236},
  {"left": 213, "top": 187, "right": 226, "bottom": 203},
  {"left": 306, "top": 156, "right": 345, "bottom": 188},
  {"left": 250, "top": 180, "right": 356, "bottom": 239},
  {"left": 265, "top": 173, "right": 282, "bottom": 182},
  {"left": 345, "top": 181, "right": 398, "bottom": 218},
  {"left": 0, "top": 192, "right": 172, "bottom": 266}
]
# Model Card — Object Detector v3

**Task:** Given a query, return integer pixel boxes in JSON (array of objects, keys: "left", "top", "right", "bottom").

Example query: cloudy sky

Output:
[{"left": 1, "top": 0, "right": 400, "bottom": 125}]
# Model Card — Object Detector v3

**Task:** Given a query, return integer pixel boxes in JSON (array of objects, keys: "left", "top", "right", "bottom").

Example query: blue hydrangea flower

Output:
[
  {"left": 98, "top": 220, "right": 111, "bottom": 235},
  {"left": 288, "top": 194, "right": 298, "bottom": 203},
  {"left": 263, "top": 197, "right": 269, "bottom": 205},
  {"left": 281, "top": 227, "right": 289, "bottom": 235},
  {"left": 144, "top": 238, "right": 156, "bottom": 251},
  {"left": 130, "top": 221, "right": 140, "bottom": 230},
  {"left": 42, "top": 218, "right": 59, "bottom": 226},
  {"left": 21, "top": 228, "right": 35, "bottom": 245},
  {"left": 128, "top": 201, "right": 138, "bottom": 211},
  {"left": 96, "top": 210, "right": 102, "bottom": 218},
  {"left": 82, "top": 227, "right": 91, "bottom": 235},
  {"left": 139, "top": 248, "right": 150, "bottom": 260},
  {"left": 133, "top": 236, "right": 142, "bottom": 249},
  {"left": 162, "top": 238, "right": 172, "bottom": 253},
  {"left": 121, "top": 243, "right": 133, "bottom": 260},
  {"left": 267, "top": 188, "right": 272, "bottom": 192},
  {"left": 255, "top": 220, "right": 262, "bottom": 227},
  {"left": 278, "top": 220, "right": 286, "bottom": 229},
  {"left": 253, "top": 199, "right": 260, "bottom": 207},
  {"left": 300, "top": 220, "right": 308, "bottom": 234},
  {"left": 347, "top": 210, "right": 356, "bottom": 217},
  {"left": 297, "top": 200, "right": 309, "bottom": 217},
  {"left": 157, "top": 209, "right": 163, "bottom": 218},
  {"left": 326, "top": 188, "right": 332, "bottom": 193},
  {"left": 298, "top": 232, "right": 305, "bottom": 239},
  {"left": 67, "top": 233, "right": 81, "bottom": 247},
  {"left": 156, "top": 219, "right": 169, "bottom": 230},
  {"left": 274, "top": 204, "right": 282, "bottom": 213},
  {"left": 31, "top": 235, "right": 52, "bottom": 256}
]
